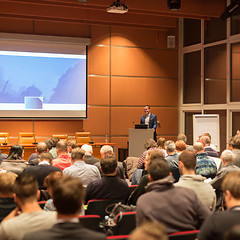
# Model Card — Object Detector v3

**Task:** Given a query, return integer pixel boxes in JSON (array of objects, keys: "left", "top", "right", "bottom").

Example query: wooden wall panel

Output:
[
  {"left": 111, "top": 77, "right": 178, "bottom": 106},
  {"left": 83, "top": 106, "right": 109, "bottom": 135},
  {"left": 111, "top": 137, "right": 128, "bottom": 149},
  {"left": 90, "top": 25, "right": 110, "bottom": 46},
  {"left": 34, "top": 21, "right": 90, "bottom": 37},
  {"left": 111, "top": 107, "right": 178, "bottom": 136},
  {"left": 34, "top": 120, "right": 83, "bottom": 136},
  {"left": 111, "top": 27, "right": 177, "bottom": 49},
  {"left": 88, "top": 76, "right": 109, "bottom": 105},
  {"left": 88, "top": 45, "right": 110, "bottom": 75},
  {"left": 111, "top": 47, "right": 178, "bottom": 78},
  {"left": 0, "top": 17, "right": 33, "bottom": 33}
]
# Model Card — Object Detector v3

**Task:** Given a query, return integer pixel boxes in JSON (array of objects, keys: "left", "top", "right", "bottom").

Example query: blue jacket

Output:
[{"left": 140, "top": 113, "right": 157, "bottom": 130}]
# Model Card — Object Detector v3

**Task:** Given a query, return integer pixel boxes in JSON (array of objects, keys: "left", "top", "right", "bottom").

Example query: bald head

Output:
[
  {"left": 36, "top": 142, "right": 48, "bottom": 155},
  {"left": 193, "top": 142, "right": 204, "bottom": 153}
]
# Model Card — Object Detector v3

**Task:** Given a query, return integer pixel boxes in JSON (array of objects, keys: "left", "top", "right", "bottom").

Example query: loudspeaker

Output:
[
  {"left": 167, "top": 35, "right": 175, "bottom": 48},
  {"left": 167, "top": 0, "right": 181, "bottom": 10}
]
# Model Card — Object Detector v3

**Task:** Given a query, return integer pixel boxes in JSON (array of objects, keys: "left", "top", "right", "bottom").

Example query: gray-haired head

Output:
[
  {"left": 221, "top": 150, "right": 233, "bottom": 163},
  {"left": 164, "top": 140, "right": 175, "bottom": 153},
  {"left": 100, "top": 145, "right": 114, "bottom": 157}
]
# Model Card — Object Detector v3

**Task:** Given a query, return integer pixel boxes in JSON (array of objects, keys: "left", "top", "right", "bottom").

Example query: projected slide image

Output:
[{"left": 0, "top": 51, "right": 87, "bottom": 111}]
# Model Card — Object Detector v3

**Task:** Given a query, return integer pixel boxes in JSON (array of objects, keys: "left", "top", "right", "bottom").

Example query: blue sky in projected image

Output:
[{"left": 0, "top": 53, "right": 82, "bottom": 102}]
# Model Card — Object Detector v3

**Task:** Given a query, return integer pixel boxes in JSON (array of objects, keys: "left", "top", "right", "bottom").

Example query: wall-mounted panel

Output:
[
  {"left": 88, "top": 76, "right": 109, "bottom": 105},
  {"left": 91, "top": 25, "right": 110, "bottom": 46},
  {"left": 111, "top": 107, "right": 178, "bottom": 136},
  {"left": 111, "top": 47, "right": 178, "bottom": 78},
  {"left": 88, "top": 45, "right": 110, "bottom": 75},
  {"left": 34, "top": 21, "right": 90, "bottom": 37},
  {"left": 83, "top": 106, "right": 109, "bottom": 135},
  {"left": 111, "top": 77, "right": 178, "bottom": 106},
  {"left": 34, "top": 120, "right": 83, "bottom": 136},
  {"left": 111, "top": 27, "right": 177, "bottom": 49}
]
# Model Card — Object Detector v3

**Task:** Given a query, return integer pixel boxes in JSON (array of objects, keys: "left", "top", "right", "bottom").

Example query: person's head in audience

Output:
[
  {"left": 81, "top": 144, "right": 93, "bottom": 155},
  {"left": 202, "top": 132, "right": 212, "bottom": 141},
  {"left": 51, "top": 137, "right": 60, "bottom": 148},
  {"left": 44, "top": 171, "right": 63, "bottom": 198},
  {"left": 222, "top": 171, "right": 240, "bottom": 210},
  {"left": 8, "top": 145, "right": 24, "bottom": 160},
  {"left": 100, "top": 145, "right": 114, "bottom": 158},
  {"left": 224, "top": 224, "right": 240, "bottom": 240},
  {"left": 44, "top": 139, "right": 53, "bottom": 151},
  {"left": 177, "top": 133, "right": 187, "bottom": 144},
  {"left": 144, "top": 139, "right": 157, "bottom": 150},
  {"left": 36, "top": 142, "right": 48, "bottom": 156},
  {"left": 39, "top": 152, "right": 53, "bottom": 164},
  {"left": 67, "top": 139, "right": 78, "bottom": 153},
  {"left": 144, "top": 150, "right": 164, "bottom": 171},
  {"left": 0, "top": 172, "right": 17, "bottom": 198},
  {"left": 129, "top": 221, "right": 168, "bottom": 240},
  {"left": 13, "top": 173, "right": 39, "bottom": 207},
  {"left": 200, "top": 135, "right": 211, "bottom": 147},
  {"left": 221, "top": 150, "right": 234, "bottom": 167},
  {"left": 100, "top": 155, "right": 117, "bottom": 176},
  {"left": 52, "top": 175, "right": 84, "bottom": 218},
  {"left": 232, "top": 135, "right": 240, "bottom": 150},
  {"left": 227, "top": 137, "right": 234, "bottom": 151},
  {"left": 71, "top": 147, "right": 85, "bottom": 163},
  {"left": 164, "top": 140, "right": 176, "bottom": 155},
  {"left": 148, "top": 158, "right": 170, "bottom": 182},
  {"left": 56, "top": 141, "right": 68, "bottom": 155},
  {"left": 178, "top": 150, "right": 196, "bottom": 175},
  {"left": 193, "top": 142, "right": 205, "bottom": 154},
  {"left": 175, "top": 140, "right": 187, "bottom": 154},
  {"left": 157, "top": 137, "right": 166, "bottom": 149}
]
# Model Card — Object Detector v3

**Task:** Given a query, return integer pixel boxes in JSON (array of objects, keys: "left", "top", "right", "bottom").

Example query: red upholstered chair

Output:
[
  {"left": 78, "top": 215, "right": 102, "bottom": 232},
  {"left": 38, "top": 201, "right": 47, "bottom": 209},
  {"left": 128, "top": 185, "right": 138, "bottom": 194},
  {"left": 107, "top": 235, "right": 130, "bottom": 240},
  {"left": 113, "top": 211, "right": 136, "bottom": 235},
  {"left": 169, "top": 230, "right": 200, "bottom": 240}
]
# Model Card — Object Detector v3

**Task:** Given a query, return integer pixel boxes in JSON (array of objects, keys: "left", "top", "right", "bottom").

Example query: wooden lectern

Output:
[{"left": 129, "top": 128, "right": 154, "bottom": 157}]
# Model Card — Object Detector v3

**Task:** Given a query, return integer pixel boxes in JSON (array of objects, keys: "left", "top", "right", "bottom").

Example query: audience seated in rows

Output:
[
  {"left": 0, "top": 144, "right": 8, "bottom": 164},
  {"left": 157, "top": 137, "right": 167, "bottom": 157},
  {"left": 175, "top": 140, "right": 187, "bottom": 155},
  {"left": 164, "top": 140, "right": 180, "bottom": 182},
  {"left": 129, "top": 221, "right": 168, "bottom": 240},
  {"left": 0, "top": 172, "right": 17, "bottom": 222},
  {"left": 81, "top": 144, "right": 99, "bottom": 165},
  {"left": 193, "top": 142, "right": 217, "bottom": 179},
  {"left": 197, "top": 172, "right": 240, "bottom": 240},
  {"left": 0, "top": 173, "right": 56, "bottom": 240},
  {"left": 175, "top": 150, "right": 216, "bottom": 211},
  {"left": 137, "top": 139, "right": 164, "bottom": 169},
  {"left": 136, "top": 158, "right": 211, "bottom": 232},
  {"left": 85, "top": 155, "right": 129, "bottom": 204},
  {"left": 95, "top": 145, "right": 125, "bottom": 180},
  {"left": 23, "top": 152, "right": 62, "bottom": 189},
  {"left": 52, "top": 141, "right": 72, "bottom": 171},
  {"left": 49, "top": 137, "right": 60, "bottom": 159},
  {"left": 0, "top": 145, "right": 27, "bottom": 175},
  {"left": 43, "top": 171, "right": 63, "bottom": 211},
  {"left": 210, "top": 150, "right": 240, "bottom": 209},
  {"left": 128, "top": 150, "right": 164, "bottom": 205},
  {"left": 63, "top": 147, "right": 100, "bottom": 188},
  {"left": 200, "top": 135, "right": 219, "bottom": 158},
  {"left": 23, "top": 175, "right": 106, "bottom": 240},
  {"left": 28, "top": 142, "right": 48, "bottom": 166},
  {"left": 44, "top": 139, "right": 53, "bottom": 152}
]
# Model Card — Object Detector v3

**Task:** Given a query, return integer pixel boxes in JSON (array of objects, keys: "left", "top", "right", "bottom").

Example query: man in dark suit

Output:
[
  {"left": 140, "top": 105, "right": 157, "bottom": 141},
  {"left": 23, "top": 175, "right": 106, "bottom": 240},
  {"left": 23, "top": 152, "right": 62, "bottom": 189}
]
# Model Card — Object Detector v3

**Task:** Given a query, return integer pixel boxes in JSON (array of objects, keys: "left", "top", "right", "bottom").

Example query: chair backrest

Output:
[
  {"left": 78, "top": 215, "right": 102, "bottom": 232},
  {"left": 38, "top": 201, "right": 47, "bottom": 209},
  {"left": 107, "top": 235, "right": 130, "bottom": 240},
  {"left": 52, "top": 134, "right": 68, "bottom": 141},
  {"left": 85, "top": 199, "right": 122, "bottom": 219},
  {"left": 0, "top": 132, "right": 9, "bottom": 145},
  {"left": 169, "top": 230, "right": 200, "bottom": 240},
  {"left": 18, "top": 132, "right": 35, "bottom": 145},
  {"left": 75, "top": 132, "right": 91, "bottom": 143},
  {"left": 113, "top": 212, "right": 136, "bottom": 235},
  {"left": 128, "top": 185, "right": 138, "bottom": 194}
]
